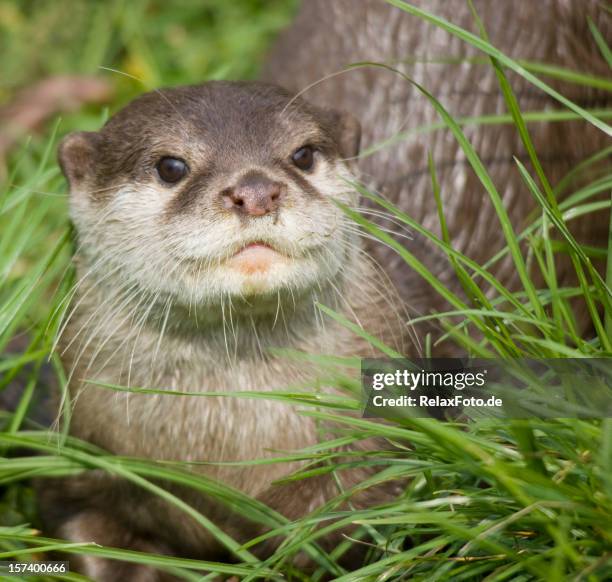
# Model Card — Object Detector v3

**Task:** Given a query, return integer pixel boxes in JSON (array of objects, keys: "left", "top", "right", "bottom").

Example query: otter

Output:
[
  {"left": 263, "top": 0, "right": 610, "bottom": 326},
  {"left": 40, "top": 81, "right": 407, "bottom": 580}
]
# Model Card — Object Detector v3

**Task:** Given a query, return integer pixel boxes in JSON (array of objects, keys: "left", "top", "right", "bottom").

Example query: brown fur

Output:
[
  {"left": 263, "top": 0, "right": 611, "bottom": 328},
  {"left": 40, "top": 81, "right": 407, "bottom": 580}
]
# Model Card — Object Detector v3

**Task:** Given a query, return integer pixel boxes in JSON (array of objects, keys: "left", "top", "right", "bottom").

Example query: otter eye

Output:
[
  {"left": 291, "top": 146, "right": 315, "bottom": 171},
  {"left": 157, "top": 157, "right": 188, "bottom": 184}
]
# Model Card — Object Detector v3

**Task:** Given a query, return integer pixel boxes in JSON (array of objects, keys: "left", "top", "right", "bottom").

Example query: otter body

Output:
[
  {"left": 264, "top": 0, "right": 610, "bottom": 321},
  {"left": 42, "top": 81, "right": 404, "bottom": 579}
]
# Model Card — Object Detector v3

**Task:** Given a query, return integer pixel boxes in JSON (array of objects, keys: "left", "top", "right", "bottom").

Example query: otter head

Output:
[{"left": 59, "top": 81, "right": 361, "bottom": 321}]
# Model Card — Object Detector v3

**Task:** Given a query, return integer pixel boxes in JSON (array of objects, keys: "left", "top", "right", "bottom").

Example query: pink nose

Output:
[{"left": 222, "top": 173, "right": 284, "bottom": 217}]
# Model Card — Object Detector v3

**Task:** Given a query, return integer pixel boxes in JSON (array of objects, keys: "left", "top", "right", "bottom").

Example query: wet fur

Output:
[{"left": 263, "top": 0, "right": 611, "bottom": 328}]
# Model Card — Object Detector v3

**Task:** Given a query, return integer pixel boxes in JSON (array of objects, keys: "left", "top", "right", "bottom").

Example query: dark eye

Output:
[
  {"left": 157, "top": 157, "right": 188, "bottom": 184},
  {"left": 291, "top": 146, "right": 315, "bottom": 171}
]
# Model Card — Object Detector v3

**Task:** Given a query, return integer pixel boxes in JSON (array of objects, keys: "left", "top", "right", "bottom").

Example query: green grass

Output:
[{"left": 1, "top": 0, "right": 611, "bottom": 580}]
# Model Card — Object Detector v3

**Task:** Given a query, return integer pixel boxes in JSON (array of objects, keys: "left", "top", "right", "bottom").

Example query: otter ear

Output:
[
  {"left": 324, "top": 110, "right": 361, "bottom": 160},
  {"left": 58, "top": 131, "right": 101, "bottom": 189}
]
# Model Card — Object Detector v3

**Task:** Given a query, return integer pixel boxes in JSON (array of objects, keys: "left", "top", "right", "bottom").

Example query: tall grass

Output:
[{"left": 1, "top": 1, "right": 611, "bottom": 580}]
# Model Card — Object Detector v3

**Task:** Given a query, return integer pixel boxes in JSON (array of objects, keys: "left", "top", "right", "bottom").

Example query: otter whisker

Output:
[
  {"left": 60, "top": 274, "right": 139, "bottom": 359},
  {"left": 220, "top": 292, "right": 235, "bottom": 366},
  {"left": 66, "top": 279, "right": 143, "bottom": 386}
]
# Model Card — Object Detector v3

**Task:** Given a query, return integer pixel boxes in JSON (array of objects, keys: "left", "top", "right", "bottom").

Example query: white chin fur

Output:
[{"left": 189, "top": 254, "right": 329, "bottom": 301}]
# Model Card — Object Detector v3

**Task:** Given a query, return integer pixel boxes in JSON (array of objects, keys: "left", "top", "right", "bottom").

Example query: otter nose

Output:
[{"left": 222, "top": 173, "right": 283, "bottom": 217}]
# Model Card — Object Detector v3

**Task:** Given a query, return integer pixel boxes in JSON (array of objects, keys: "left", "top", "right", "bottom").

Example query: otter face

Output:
[{"left": 59, "top": 81, "right": 361, "bottom": 315}]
